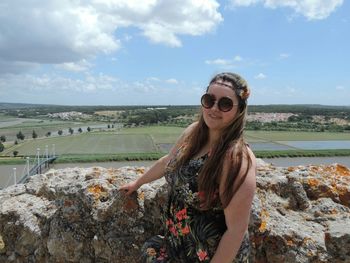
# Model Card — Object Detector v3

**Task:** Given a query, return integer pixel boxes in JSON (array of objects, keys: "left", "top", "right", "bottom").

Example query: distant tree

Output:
[
  {"left": 16, "top": 131, "right": 25, "bottom": 140},
  {"left": 87, "top": 127, "right": 91, "bottom": 132},
  {"left": 107, "top": 124, "right": 110, "bottom": 129},
  {"left": 78, "top": 128, "right": 82, "bottom": 133},
  {"left": 58, "top": 130, "right": 63, "bottom": 136},
  {"left": 32, "top": 130, "right": 38, "bottom": 139},
  {"left": 14, "top": 140, "right": 18, "bottom": 145},
  {"left": 0, "top": 142, "right": 4, "bottom": 152},
  {"left": 0, "top": 135, "right": 5, "bottom": 142},
  {"left": 69, "top": 127, "right": 74, "bottom": 135},
  {"left": 13, "top": 150, "right": 19, "bottom": 157},
  {"left": 46, "top": 131, "right": 51, "bottom": 137}
]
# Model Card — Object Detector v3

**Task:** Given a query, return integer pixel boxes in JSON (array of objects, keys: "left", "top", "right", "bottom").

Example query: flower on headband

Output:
[{"left": 236, "top": 87, "right": 250, "bottom": 100}]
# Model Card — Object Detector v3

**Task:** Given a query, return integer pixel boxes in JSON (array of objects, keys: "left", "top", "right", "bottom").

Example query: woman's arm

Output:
[
  {"left": 210, "top": 147, "right": 256, "bottom": 263},
  {"left": 119, "top": 153, "right": 172, "bottom": 195},
  {"left": 120, "top": 122, "right": 198, "bottom": 195}
]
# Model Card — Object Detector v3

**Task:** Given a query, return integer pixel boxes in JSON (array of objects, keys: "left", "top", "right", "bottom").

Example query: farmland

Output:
[
  {"left": 1, "top": 125, "right": 350, "bottom": 165},
  {"left": 1, "top": 103, "right": 350, "bottom": 165}
]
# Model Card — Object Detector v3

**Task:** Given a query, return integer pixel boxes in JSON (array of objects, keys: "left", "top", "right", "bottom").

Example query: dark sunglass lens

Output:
[
  {"left": 201, "top": 94, "right": 215, "bottom": 108},
  {"left": 218, "top": 97, "right": 233, "bottom": 112}
]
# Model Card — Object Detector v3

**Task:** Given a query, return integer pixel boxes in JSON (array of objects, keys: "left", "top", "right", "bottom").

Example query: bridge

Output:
[
  {"left": 1, "top": 145, "right": 58, "bottom": 188},
  {"left": 18, "top": 155, "right": 58, "bottom": 184}
]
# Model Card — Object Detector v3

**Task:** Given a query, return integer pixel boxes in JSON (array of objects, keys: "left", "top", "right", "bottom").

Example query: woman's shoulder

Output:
[
  {"left": 183, "top": 121, "right": 198, "bottom": 134},
  {"left": 177, "top": 122, "right": 198, "bottom": 144},
  {"left": 224, "top": 141, "right": 256, "bottom": 173}
]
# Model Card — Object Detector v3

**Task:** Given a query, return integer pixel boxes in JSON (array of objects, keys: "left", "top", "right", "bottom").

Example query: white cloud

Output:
[
  {"left": 166, "top": 78, "right": 178, "bottom": 84},
  {"left": 336, "top": 85, "right": 345, "bottom": 91},
  {"left": 234, "top": 55, "right": 243, "bottom": 61},
  {"left": 0, "top": 72, "right": 203, "bottom": 105},
  {"left": 205, "top": 58, "right": 232, "bottom": 66},
  {"left": 231, "top": 0, "right": 260, "bottom": 7},
  {"left": 147, "top": 77, "right": 161, "bottom": 82},
  {"left": 0, "top": 0, "right": 223, "bottom": 72},
  {"left": 56, "top": 60, "right": 93, "bottom": 72},
  {"left": 0, "top": 73, "right": 120, "bottom": 95},
  {"left": 254, "top": 73, "right": 266, "bottom": 79},
  {"left": 279, "top": 53, "right": 290, "bottom": 59},
  {"left": 230, "top": 0, "right": 343, "bottom": 20}
]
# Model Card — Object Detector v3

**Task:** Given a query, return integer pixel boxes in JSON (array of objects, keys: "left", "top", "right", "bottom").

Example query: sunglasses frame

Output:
[{"left": 201, "top": 93, "right": 239, "bottom": 112}]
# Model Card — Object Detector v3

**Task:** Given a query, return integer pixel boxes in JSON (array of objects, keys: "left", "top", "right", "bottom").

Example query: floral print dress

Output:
[{"left": 141, "top": 153, "right": 251, "bottom": 263}]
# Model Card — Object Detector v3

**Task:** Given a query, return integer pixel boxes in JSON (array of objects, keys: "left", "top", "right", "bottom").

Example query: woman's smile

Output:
[{"left": 208, "top": 112, "right": 221, "bottom": 120}]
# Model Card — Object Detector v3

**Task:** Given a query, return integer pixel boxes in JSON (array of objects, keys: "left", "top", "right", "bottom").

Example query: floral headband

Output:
[{"left": 211, "top": 78, "right": 250, "bottom": 100}]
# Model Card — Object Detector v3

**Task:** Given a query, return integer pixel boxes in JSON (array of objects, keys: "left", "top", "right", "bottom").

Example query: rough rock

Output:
[{"left": 0, "top": 161, "right": 349, "bottom": 262}]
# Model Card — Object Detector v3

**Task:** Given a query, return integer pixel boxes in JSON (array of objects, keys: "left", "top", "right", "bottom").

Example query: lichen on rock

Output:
[{"left": 0, "top": 161, "right": 349, "bottom": 262}]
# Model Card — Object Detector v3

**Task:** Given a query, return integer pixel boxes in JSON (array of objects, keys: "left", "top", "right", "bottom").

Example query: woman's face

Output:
[{"left": 202, "top": 80, "right": 240, "bottom": 132}]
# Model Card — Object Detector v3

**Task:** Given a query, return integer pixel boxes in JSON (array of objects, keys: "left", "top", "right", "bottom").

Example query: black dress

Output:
[{"left": 141, "top": 152, "right": 250, "bottom": 263}]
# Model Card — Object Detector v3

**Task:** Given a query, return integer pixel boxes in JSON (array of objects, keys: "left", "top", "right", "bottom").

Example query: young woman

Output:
[{"left": 120, "top": 72, "right": 256, "bottom": 263}]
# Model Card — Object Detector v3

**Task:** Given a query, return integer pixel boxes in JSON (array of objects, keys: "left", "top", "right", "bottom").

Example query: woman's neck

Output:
[{"left": 208, "top": 130, "right": 221, "bottom": 147}]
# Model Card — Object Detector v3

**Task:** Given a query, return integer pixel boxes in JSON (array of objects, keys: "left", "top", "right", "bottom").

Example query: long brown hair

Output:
[{"left": 173, "top": 72, "right": 252, "bottom": 209}]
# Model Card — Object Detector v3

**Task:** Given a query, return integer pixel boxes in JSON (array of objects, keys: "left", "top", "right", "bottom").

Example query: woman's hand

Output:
[{"left": 120, "top": 180, "right": 140, "bottom": 195}]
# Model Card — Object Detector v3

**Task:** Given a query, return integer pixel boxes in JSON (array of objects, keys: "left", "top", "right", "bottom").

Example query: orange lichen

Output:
[
  {"left": 307, "top": 178, "right": 320, "bottom": 187},
  {"left": 336, "top": 185, "right": 350, "bottom": 205},
  {"left": 138, "top": 191, "right": 145, "bottom": 201},
  {"left": 302, "top": 237, "right": 313, "bottom": 244},
  {"left": 258, "top": 209, "right": 269, "bottom": 232},
  {"left": 88, "top": 185, "right": 106, "bottom": 199},
  {"left": 335, "top": 185, "right": 348, "bottom": 195},
  {"left": 136, "top": 168, "right": 145, "bottom": 174},
  {"left": 321, "top": 164, "right": 350, "bottom": 178},
  {"left": 259, "top": 221, "right": 267, "bottom": 232},
  {"left": 330, "top": 208, "right": 338, "bottom": 215},
  {"left": 335, "top": 164, "right": 350, "bottom": 176},
  {"left": 287, "top": 167, "right": 295, "bottom": 172},
  {"left": 286, "top": 240, "right": 294, "bottom": 246}
]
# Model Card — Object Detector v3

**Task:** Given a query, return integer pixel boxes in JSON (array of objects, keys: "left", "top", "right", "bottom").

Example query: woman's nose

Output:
[{"left": 211, "top": 101, "right": 220, "bottom": 111}]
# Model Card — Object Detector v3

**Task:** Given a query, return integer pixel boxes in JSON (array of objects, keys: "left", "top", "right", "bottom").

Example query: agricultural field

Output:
[
  {"left": 0, "top": 115, "right": 111, "bottom": 141},
  {"left": 1, "top": 133, "right": 157, "bottom": 156},
  {"left": 1, "top": 126, "right": 350, "bottom": 159},
  {"left": 119, "top": 126, "right": 184, "bottom": 144},
  {"left": 245, "top": 130, "right": 350, "bottom": 142}
]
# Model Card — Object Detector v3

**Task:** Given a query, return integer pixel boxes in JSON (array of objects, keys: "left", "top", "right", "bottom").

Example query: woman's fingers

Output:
[{"left": 120, "top": 182, "right": 137, "bottom": 195}]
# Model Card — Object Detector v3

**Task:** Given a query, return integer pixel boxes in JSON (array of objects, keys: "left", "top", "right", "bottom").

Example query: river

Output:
[{"left": 1, "top": 157, "right": 349, "bottom": 189}]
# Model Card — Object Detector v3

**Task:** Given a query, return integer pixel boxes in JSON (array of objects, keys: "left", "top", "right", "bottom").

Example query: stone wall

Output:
[{"left": 0, "top": 160, "right": 349, "bottom": 262}]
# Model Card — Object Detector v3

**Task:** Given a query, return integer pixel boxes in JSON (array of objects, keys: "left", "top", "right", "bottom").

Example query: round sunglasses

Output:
[{"left": 201, "top": 93, "right": 239, "bottom": 112}]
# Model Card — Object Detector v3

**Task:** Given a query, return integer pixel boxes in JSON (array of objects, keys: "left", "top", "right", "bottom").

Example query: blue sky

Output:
[{"left": 0, "top": 0, "right": 349, "bottom": 106}]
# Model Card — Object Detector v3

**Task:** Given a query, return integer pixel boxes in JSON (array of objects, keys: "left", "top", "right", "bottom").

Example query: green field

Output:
[
  {"left": 119, "top": 126, "right": 184, "bottom": 143},
  {"left": 245, "top": 130, "right": 350, "bottom": 142},
  {"left": 0, "top": 115, "right": 110, "bottom": 141},
  {"left": 120, "top": 126, "right": 350, "bottom": 143},
  {"left": 1, "top": 125, "right": 350, "bottom": 164},
  {"left": 1, "top": 133, "right": 158, "bottom": 156}
]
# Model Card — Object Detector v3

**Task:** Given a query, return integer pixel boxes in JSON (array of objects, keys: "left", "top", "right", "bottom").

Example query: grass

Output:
[
  {"left": 0, "top": 117, "right": 108, "bottom": 141},
  {"left": 119, "top": 126, "right": 185, "bottom": 144},
  {"left": 1, "top": 133, "right": 158, "bottom": 156},
  {"left": 1, "top": 149, "right": 350, "bottom": 165},
  {"left": 1, "top": 125, "right": 350, "bottom": 164},
  {"left": 254, "top": 149, "right": 350, "bottom": 158},
  {"left": 245, "top": 130, "right": 350, "bottom": 141},
  {"left": 56, "top": 153, "right": 164, "bottom": 163}
]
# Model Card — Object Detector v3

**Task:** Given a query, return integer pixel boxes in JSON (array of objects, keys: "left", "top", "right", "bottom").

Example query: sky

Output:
[{"left": 0, "top": 0, "right": 349, "bottom": 106}]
